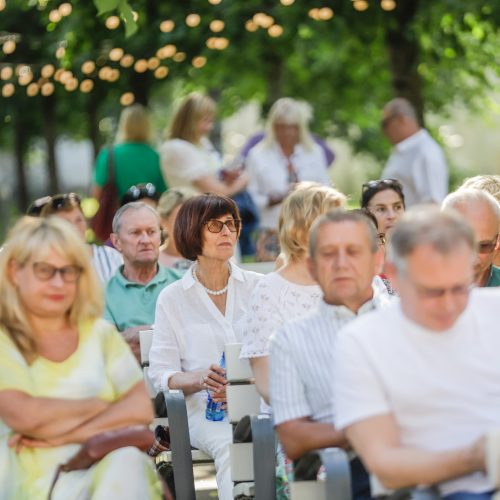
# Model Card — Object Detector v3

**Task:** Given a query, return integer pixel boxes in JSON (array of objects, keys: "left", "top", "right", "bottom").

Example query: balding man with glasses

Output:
[
  {"left": 334, "top": 207, "right": 500, "bottom": 499},
  {"left": 442, "top": 188, "right": 500, "bottom": 287}
]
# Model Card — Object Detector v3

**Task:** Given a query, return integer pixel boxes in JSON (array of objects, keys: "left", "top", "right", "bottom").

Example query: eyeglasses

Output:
[
  {"left": 27, "top": 193, "right": 81, "bottom": 216},
  {"left": 477, "top": 236, "right": 498, "bottom": 254},
  {"left": 204, "top": 219, "right": 242, "bottom": 233},
  {"left": 362, "top": 179, "right": 403, "bottom": 193},
  {"left": 413, "top": 282, "right": 475, "bottom": 299},
  {"left": 377, "top": 233, "right": 387, "bottom": 246},
  {"left": 32, "top": 262, "right": 82, "bottom": 283}
]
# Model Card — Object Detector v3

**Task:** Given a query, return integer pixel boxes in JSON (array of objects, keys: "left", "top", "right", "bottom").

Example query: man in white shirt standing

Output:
[
  {"left": 334, "top": 207, "right": 500, "bottom": 499},
  {"left": 269, "top": 210, "right": 391, "bottom": 500},
  {"left": 381, "top": 98, "right": 448, "bottom": 206}
]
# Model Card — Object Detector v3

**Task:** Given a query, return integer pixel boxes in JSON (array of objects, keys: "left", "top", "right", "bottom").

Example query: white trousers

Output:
[{"left": 188, "top": 397, "right": 233, "bottom": 500}]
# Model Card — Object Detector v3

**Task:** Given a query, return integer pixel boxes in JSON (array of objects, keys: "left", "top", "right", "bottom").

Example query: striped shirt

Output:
[{"left": 269, "top": 279, "right": 392, "bottom": 427}]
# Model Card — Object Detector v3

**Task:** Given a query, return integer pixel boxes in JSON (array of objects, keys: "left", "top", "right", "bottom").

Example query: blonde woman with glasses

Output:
[{"left": 0, "top": 216, "right": 161, "bottom": 499}]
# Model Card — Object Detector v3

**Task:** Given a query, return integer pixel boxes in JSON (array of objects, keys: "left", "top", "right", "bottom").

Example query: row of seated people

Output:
[{"left": 1, "top": 174, "right": 500, "bottom": 499}]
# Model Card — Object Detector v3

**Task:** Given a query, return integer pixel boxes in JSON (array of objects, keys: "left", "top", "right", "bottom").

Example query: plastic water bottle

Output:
[{"left": 205, "top": 352, "right": 226, "bottom": 421}]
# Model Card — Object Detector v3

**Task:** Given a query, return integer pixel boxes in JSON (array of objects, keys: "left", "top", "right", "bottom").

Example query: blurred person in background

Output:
[
  {"left": 92, "top": 104, "right": 167, "bottom": 202},
  {"left": 29, "top": 193, "right": 123, "bottom": 284},
  {"left": 160, "top": 92, "right": 248, "bottom": 197},
  {"left": 0, "top": 216, "right": 160, "bottom": 499},
  {"left": 361, "top": 179, "right": 406, "bottom": 241},
  {"left": 157, "top": 187, "right": 196, "bottom": 270},
  {"left": 460, "top": 175, "right": 500, "bottom": 267},
  {"left": 246, "top": 98, "right": 331, "bottom": 261},
  {"left": 380, "top": 97, "right": 448, "bottom": 206}
]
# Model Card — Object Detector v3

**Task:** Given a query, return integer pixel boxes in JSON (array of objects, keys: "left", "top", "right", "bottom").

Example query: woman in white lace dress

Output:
[{"left": 239, "top": 182, "right": 346, "bottom": 404}]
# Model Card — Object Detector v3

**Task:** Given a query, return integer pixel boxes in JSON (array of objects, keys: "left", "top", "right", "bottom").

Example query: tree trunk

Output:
[
  {"left": 42, "top": 94, "right": 60, "bottom": 194},
  {"left": 13, "top": 115, "right": 29, "bottom": 212},
  {"left": 385, "top": 0, "right": 424, "bottom": 124}
]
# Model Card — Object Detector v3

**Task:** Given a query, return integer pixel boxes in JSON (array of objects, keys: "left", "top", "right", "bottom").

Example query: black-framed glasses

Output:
[
  {"left": 32, "top": 262, "right": 82, "bottom": 283},
  {"left": 362, "top": 179, "right": 403, "bottom": 193},
  {"left": 204, "top": 219, "right": 242, "bottom": 233},
  {"left": 26, "top": 193, "right": 81, "bottom": 216},
  {"left": 477, "top": 235, "right": 499, "bottom": 254}
]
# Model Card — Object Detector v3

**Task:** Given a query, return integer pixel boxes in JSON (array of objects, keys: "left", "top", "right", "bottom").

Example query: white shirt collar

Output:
[
  {"left": 395, "top": 128, "right": 427, "bottom": 152},
  {"left": 320, "top": 276, "right": 392, "bottom": 320}
]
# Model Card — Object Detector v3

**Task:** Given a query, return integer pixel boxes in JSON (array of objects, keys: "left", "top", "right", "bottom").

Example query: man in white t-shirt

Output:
[
  {"left": 381, "top": 98, "right": 448, "bottom": 206},
  {"left": 269, "top": 210, "right": 390, "bottom": 500},
  {"left": 334, "top": 207, "right": 500, "bottom": 499}
]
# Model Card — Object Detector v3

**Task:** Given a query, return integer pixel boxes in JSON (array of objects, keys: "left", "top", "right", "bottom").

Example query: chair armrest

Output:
[
  {"left": 251, "top": 414, "right": 276, "bottom": 499},
  {"left": 163, "top": 390, "right": 196, "bottom": 500},
  {"left": 319, "top": 448, "right": 352, "bottom": 500}
]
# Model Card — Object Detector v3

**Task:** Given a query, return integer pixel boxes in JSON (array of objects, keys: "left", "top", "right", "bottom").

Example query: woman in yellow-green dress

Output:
[{"left": 0, "top": 216, "right": 162, "bottom": 500}]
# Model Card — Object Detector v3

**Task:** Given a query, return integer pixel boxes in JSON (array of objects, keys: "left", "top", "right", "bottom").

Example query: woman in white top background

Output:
[
  {"left": 246, "top": 98, "right": 331, "bottom": 260},
  {"left": 148, "top": 194, "right": 261, "bottom": 500},
  {"left": 160, "top": 93, "right": 248, "bottom": 197},
  {"left": 239, "top": 182, "right": 346, "bottom": 404}
]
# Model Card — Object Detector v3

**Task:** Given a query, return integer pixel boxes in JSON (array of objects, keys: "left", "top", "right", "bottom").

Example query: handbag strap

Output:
[
  {"left": 47, "top": 464, "right": 63, "bottom": 500},
  {"left": 107, "top": 145, "right": 115, "bottom": 185}
]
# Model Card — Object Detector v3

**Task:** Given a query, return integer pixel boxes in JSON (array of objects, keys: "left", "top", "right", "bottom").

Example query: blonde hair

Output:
[
  {"left": 264, "top": 98, "right": 315, "bottom": 151},
  {"left": 157, "top": 187, "right": 197, "bottom": 219},
  {"left": 167, "top": 92, "right": 216, "bottom": 144},
  {"left": 116, "top": 104, "right": 152, "bottom": 143},
  {"left": 0, "top": 216, "right": 103, "bottom": 364},
  {"left": 459, "top": 175, "right": 500, "bottom": 204},
  {"left": 279, "top": 182, "right": 347, "bottom": 263}
]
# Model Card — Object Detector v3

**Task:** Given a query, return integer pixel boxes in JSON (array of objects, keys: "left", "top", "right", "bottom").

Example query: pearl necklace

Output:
[{"left": 192, "top": 263, "right": 231, "bottom": 296}]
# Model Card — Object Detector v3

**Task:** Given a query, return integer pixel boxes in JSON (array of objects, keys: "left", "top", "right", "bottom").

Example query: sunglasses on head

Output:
[
  {"left": 27, "top": 193, "right": 81, "bottom": 216},
  {"left": 362, "top": 179, "right": 403, "bottom": 193}
]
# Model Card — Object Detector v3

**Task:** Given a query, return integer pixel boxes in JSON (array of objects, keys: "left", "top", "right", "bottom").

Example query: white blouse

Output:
[
  {"left": 149, "top": 264, "right": 262, "bottom": 405},
  {"left": 159, "top": 137, "right": 221, "bottom": 191},
  {"left": 238, "top": 272, "right": 323, "bottom": 359},
  {"left": 246, "top": 142, "right": 330, "bottom": 229}
]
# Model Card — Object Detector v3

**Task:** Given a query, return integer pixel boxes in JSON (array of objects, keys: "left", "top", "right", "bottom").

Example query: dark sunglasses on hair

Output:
[
  {"left": 477, "top": 236, "right": 498, "bottom": 254},
  {"left": 26, "top": 193, "right": 81, "bottom": 216},
  {"left": 32, "top": 262, "right": 82, "bottom": 283},
  {"left": 362, "top": 179, "right": 403, "bottom": 193},
  {"left": 204, "top": 219, "right": 242, "bottom": 233},
  {"left": 123, "top": 183, "right": 158, "bottom": 203}
]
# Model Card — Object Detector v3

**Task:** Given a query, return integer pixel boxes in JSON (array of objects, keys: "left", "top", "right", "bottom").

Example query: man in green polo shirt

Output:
[
  {"left": 105, "top": 202, "right": 182, "bottom": 359},
  {"left": 442, "top": 188, "right": 500, "bottom": 287}
]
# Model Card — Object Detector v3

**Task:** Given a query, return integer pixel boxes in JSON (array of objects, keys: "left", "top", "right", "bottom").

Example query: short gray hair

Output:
[
  {"left": 384, "top": 97, "right": 417, "bottom": 122},
  {"left": 387, "top": 206, "right": 475, "bottom": 273},
  {"left": 112, "top": 202, "right": 160, "bottom": 234},
  {"left": 308, "top": 209, "right": 379, "bottom": 259},
  {"left": 442, "top": 188, "right": 500, "bottom": 225}
]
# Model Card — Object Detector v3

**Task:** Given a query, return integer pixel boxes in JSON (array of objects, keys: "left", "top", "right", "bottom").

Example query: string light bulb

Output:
[
  {"left": 318, "top": 7, "right": 334, "bottom": 20},
  {"left": 210, "top": 20, "right": 225, "bottom": 32},
  {"left": 2, "top": 40, "right": 16, "bottom": 55},
  {"left": 105, "top": 16, "right": 120, "bottom": 29},
  {"left": 154, "top": 67, "right": 169, "bottom": 79},
  {"left": 109, "top": 48, "right": 124, "bottom": 61},
  {"left": 380, "top": 0, "right": 396, "bottom": 11},
  {"left": 1, "top": 66, "right": 13, "bottom": 80},
  {"left": 192, "top": 56, "right": 207, "bottom": 68},
  {"left": 160, "top": 20, "right": 175, "bottom": 32},
  {"left": 27, "top": 83, "right": 39, "bottom": 97},
  {"left": 2, "top": 83, "right": 15, "bottom": 97},
  {"left": 186, "top": 13, "right": 201, "bottom": 27},
  {"left": 49, "top": 9, "right": 62, "bottom": 23},
  {"left": 120, "top": 92, "right": 135, "bottom": 106},
  {"left": 280, "top": 0, "right": 295, "bottom": 5},
  {"left": 134, "top": 59, "right": 148, "bottom": 73},
  {"left": 353, "top": 0, "right": 369, "bottom": 11},
  {"left": 120, "top": 55, "right": 134, "bottom": 68},
  {"left": 59, "top": 3, "right": 72, "bottom": 16},
  {"left": 41, "top": 64, "right": 55, "bottom": 78},
  {"left": 80, "top": 79, "right": 94, "bottom": 93},
  {"left": 268, "top": 25, "right": 284, "bottom": 37},
  {"left": 41, "top": 82, "right": 55, "bottom": 96},
  {"left": 81, "top": 61, "right": 95, "bottom": 74},
  {"left": 245, "top": 20, "right": 258, "bottom": 32}
]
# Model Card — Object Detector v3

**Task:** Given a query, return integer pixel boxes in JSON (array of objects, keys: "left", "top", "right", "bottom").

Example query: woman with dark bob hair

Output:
[
  {"left": 360, "top": 178, "right": 405, "bottom": 240},
  {"left": 149, "top": 193, "right": 262, "bottom": 500}
]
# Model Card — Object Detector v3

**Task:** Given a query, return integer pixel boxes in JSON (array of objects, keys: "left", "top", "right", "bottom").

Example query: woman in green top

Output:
[
  {"left": 0, "top": 216, "right": 162, "bottom": 499},
  {"left": 92, "top": 104, "right": 167, "bottom": 201}
]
